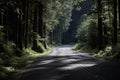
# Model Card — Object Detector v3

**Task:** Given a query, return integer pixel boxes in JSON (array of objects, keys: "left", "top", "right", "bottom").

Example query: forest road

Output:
[{"left": 19, "top": 45, "right": 120, "bottom": 80}]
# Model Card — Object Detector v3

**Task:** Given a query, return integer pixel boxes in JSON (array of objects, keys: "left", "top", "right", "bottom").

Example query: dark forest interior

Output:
[{"left": 0, "top": 0, "right": 120, "bottom": 80}]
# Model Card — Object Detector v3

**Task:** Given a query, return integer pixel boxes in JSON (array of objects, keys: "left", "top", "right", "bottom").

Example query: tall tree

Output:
[
  {"left": 98, "top": 0, "right": 104, "bottom": 50},
  {"left": 112, "top": 0, "right": 117, "bottom": 45},
  {"left": 118, "top": 0, "right": 120, "bottom": 29}
]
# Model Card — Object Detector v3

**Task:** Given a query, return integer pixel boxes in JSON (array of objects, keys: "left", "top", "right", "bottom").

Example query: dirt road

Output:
[{"left": 19, "top": 45, "right": 120, "bottom": 80}]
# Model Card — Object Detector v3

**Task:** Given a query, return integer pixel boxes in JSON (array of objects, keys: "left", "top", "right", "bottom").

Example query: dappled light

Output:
[
  {"left": 19, "top": 46, "right": 120, "bottom": 80},
  {"left": 58, "top": 63, "right": 96, "bottom": 70},
  {"left": 40, "top": 60, "right": 57, "bottom": 65},
  {"left": 0, "top": 0, "right": 120, "bottom": 80}
]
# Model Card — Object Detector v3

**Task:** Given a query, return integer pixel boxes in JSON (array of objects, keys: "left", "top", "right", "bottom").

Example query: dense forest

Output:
[
  {"left": 0, "top": 0, "right": 120, "bottom": 80},
  {"left": 74, "top": 0, "right": 120, "bottom": 58}
]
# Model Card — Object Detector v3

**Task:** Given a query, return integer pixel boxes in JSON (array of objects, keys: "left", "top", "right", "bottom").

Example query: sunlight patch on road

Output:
[
  {"left": 61, "top": 59, "right": 79, "bottom": 63},
  {"left": 59, "top": 47, "right": 71, "bottom": 50},
  {"left": 40, "top": 60, "right": 56, "bottom": 65},
  {"left": 26, "top": 67, "right": 47, "bottom": 72},
  {"left": 58, "top": 63, "right": 96, "bottom": 70}
]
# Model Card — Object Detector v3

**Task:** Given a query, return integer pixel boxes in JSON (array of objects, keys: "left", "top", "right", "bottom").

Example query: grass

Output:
[
  {"left": 0, "top": 48, "right": 52, "bottom": 80},
  {"left": 92, "top": 46, "right": 120, "bottom": 63},
  {"left": 72, "top": 43, "right": 82, "bottom": 50},
  {"left": 72, "top": 43, "right": 97, "bottom": 53},
  {"left": 16, "top": 47, "right": 52, "bottom": 68}
]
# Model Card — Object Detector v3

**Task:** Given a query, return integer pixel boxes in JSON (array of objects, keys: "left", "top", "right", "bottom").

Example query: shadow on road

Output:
[{"left": 19, "top": 46, "right": 120, "bottom": 80}]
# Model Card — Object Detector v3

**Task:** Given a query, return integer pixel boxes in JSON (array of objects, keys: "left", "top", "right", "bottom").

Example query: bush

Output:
[
  {"left": 87, "top": 21, "right": 98, "bottom": 49},
  {"left": 73, "top": 43, "right": 85, "bottom": 50},
  {"left": 37, "top": 42, "right": 46, "bottom": 53},
  {"left": 0, "top": 66, "right": 15, "bottom": 80}
]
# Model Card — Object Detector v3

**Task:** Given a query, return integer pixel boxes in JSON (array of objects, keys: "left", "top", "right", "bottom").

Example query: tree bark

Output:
[
  {"left": 112, "top": 0, "right": 117, "bottom": 45},
  {"left": 98, "top": 0, "right": 104, "bottom": 50},
  {"left": 32, "top": 4, "right": 38, "bottom": 51},
  {"left": 118, "top": 0, "right": 120, "bottom": 29},
  {"left": 18, "top": 1, "right": 23, "bottom": 50}
]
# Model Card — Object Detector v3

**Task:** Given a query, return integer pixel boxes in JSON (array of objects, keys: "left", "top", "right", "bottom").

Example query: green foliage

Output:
[
  {"left": 76, "top": 6, "right": 81, "bottom": 11},
  {"left": 104, "top": 46, "right": 112, "bottom": 54},
  {"left": 94, "top": 46, "right": 112, "bottom": 57},
  {"left": 0, "top": 66, "right": 15, "bottom": 80},
  {"left": 76, "top": 15, "right": 89, "bottom": 43},
  {"left": 43, "top": 0, "right": 85, "bottom": 35},
  {"left": 87, "top": 19, "right": 98, "bottom": 49},
  {"left": 75, "top": 14, "right": 98, "bottom": 51},
  {"left": 24, "top": 48, "right": 37, "bottom": 55},
  {"left": 0, "top": 26, "right": 24, "bottom": 79},
  {"left": 0, "top": 26, "right": 16, "bottom": 65},
  {"left": 1, "top": 66, "right": 15, "bottom": 73},
  {"left": 73, "top": 43, "right": 82, "bottom": 50},
  {"left": 73, "top": 43, "right": 97, "bottom": 53},
  {"left": 80, "top": 45, "right": 95, "bottom": 53},
  {"left": 43, "top": 0, "right": 74, "bottom": 32},
  {"left": 32, "top": 33, "right": 46, "bottom": 53},
  {"left": 91, "top": 0, "right": 120, "bottom": 61},
  {"left": 37, "top": 42, "right": 46, "bottom": 53},
  {"left": 36, "top": 36, "right": 46, "bottom": 52}
]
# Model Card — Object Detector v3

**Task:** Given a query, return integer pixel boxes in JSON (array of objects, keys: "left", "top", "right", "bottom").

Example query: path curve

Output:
[{"left": 19, "top": 45, "right": 120, "bottom": 80}]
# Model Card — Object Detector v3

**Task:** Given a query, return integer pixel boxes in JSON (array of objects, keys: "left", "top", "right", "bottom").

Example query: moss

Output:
[
  {"left": 0, "top": 66, "right": 15, "bottom": 80},
  {"left": 37, "top": 42, "right": 46, "bottom": 53},
  {"left": 24, "top": 48, "right": 38, "bottom": 55},
  {"left": 72, "top": 43, "right": 82, "bottom": 50},
  {"left": 2, "top": 67, "right": 15, "bottom": 73}
]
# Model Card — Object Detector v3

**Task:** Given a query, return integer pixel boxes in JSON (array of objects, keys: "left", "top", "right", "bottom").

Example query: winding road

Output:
[{"left": 19, "top": 45, "right": 120, "bottom": 80}]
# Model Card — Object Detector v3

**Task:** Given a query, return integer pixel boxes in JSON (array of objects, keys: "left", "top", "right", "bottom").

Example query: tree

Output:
[
  {"left": 98, "top": 0, "right": 104, "bottom": 50},
  {"left": 112, "top": 0, "right": 117, "bottom": 45},
  {"left": 112, "top": 0, "right": 118, "bottom": 52}
]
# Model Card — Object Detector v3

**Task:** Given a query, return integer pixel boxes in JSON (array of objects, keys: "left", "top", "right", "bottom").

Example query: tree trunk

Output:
[
  {"left": 98, "top": 0, "right": 104, "bottom": 50},
  {"left": 112, "top": 0, "right": 117, "bottom": 45},
  {"left": 32, "top": 5, "right": 38, "bottom": 51},
  {"left": 0, "top": 12, "right": 3, "bottom": 25},
  {"left": 24, "top": 2, "right": 29, "bottom": 48},
  {"left": 38, "top": 2, "right": 43, "bottom": 38},
  {"left": 118, "top": 0, "right": 120, "bottom": 29},
  {"left": 18, "top": 2, "right": 23, "bottom": 50},
  {"left": 103, "top": 23, "right": 108, "bottom": 46}
]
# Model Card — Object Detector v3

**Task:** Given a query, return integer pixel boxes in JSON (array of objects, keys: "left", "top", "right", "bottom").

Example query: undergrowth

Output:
[
  {"left": 73, "top": 43, "right": 120, "bottom": 62},
  {"left": 73, "top": 43, "right": 97, "bottom": 53},
  {"left": 0, "top": 26, "right": 51, "bottom": 80},
  {"left": 0, "top": 42, "right": 50, "bottom": 80},
  {"left": 93, "top": 44, "right": 120, "bottom": 62}
]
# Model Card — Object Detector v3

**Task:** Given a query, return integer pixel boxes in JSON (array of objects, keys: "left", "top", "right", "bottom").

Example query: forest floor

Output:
[{"left": 17, "top": 45, "right": 120, "bottom": 80}]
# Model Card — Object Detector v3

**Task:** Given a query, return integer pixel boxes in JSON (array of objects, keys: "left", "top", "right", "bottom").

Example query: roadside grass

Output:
[
  {"left": 72, "top": 43, "right": 120, "bottom": 63},
  {"left": 72, "top": 43, "right": 97, "bottom": 53},
  {"left": 16, "top": 48, "right": 51, "bottom": 67},
  {"left": 0, "top": 48, "right": 51, "bottom": 80}
]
